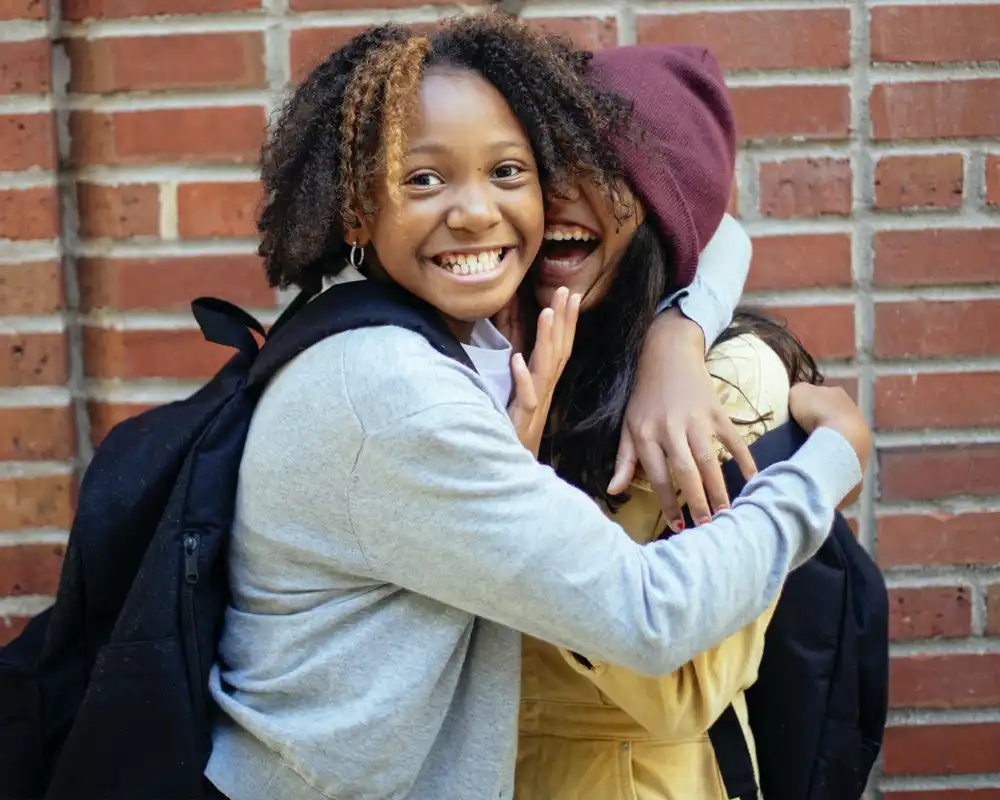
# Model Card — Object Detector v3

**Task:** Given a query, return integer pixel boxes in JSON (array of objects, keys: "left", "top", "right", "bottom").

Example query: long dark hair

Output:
[
  {"left": 543, "top": 221, "right": 823, "bottom": 510},
  {"left": 541, "top": 218, "right": 668, "bottom": 508}
]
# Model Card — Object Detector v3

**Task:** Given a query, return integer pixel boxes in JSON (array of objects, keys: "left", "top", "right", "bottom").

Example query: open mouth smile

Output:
[{"left": 538, "top": 223, "right": 600, "bottom": 280}]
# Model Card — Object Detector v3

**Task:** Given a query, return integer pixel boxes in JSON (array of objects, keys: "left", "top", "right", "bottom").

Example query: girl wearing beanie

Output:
[{"left": 514, "top": 45, "right": 834, "bottom": 799}]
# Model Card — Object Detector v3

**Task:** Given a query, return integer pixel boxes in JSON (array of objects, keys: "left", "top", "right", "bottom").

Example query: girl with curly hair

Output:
[{"left": 204, "top": 15, "right": 869, "bottom": 800}]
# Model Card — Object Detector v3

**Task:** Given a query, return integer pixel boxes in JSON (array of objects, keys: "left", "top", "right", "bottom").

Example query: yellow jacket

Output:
[{"left": 516, "top": 333, "right": 791, "bottom": 800}]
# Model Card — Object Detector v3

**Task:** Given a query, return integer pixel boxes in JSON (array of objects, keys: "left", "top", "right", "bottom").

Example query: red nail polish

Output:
[
  {"left": 671, "top": 519, "right": 685, "bottom": 532},
  {"left": 697, "top": 517, "right": 712, "bottom": 526}
]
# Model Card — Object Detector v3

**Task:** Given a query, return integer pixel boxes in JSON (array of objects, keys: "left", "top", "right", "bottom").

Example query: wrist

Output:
[{"left": 649, "top": 307, "right": 706, "bottom": 354}]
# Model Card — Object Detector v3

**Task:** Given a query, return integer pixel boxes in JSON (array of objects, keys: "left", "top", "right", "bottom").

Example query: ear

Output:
[{"left": 343, "top": 214, "right": 372, "bottom": 248}]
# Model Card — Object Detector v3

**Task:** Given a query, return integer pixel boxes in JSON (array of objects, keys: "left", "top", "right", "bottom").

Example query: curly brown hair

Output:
[{"left": 258, "top": 13, "right": 632, "bottom": 289}]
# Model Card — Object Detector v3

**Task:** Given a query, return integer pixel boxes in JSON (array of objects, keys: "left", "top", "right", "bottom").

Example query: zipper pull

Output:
[{"left": 184, "top": 534, "right": 200, "bottom": 584}]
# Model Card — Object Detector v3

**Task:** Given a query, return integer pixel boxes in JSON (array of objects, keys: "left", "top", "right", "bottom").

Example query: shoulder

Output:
[
  {"left": 706, "top": 332, "right": 791, "bottom": 429},
  {"left": 310, "top": 325, "right": 497, "bottom": 433}
]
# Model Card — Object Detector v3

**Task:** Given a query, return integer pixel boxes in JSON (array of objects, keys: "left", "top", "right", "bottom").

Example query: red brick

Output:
[
  {"left": 878, "top": 512, "right": 1000, "bottom": 567},
  {"left": 875, "top": 229, "right": 1000, "bottom": 287},
  {"left": 0, "top": 332, "right": 69, "bottom": 387},
  {"left": 0, "top": 616, "right": 31, "bottom": 646},
  {"left": 0, "top": 543, "right": 65, "bottom": 595},
  {"left": 872, "top": 5, "right": 1000, "bottom": 64},
  {"left": 888, "top": 586, "right": 971, "bottom": 641},
  {"left": 70, "top": 107, "right": 265, "bottom": 167},
  {"left": 988, "top": 585, "right": 1000, "bottom": 636},
  {"left": 88, "top": 401, "right": 155, "bottom": 447},
  {"left": 291, "top": 0, "right": 481, "bottom": 8},
  {"left": 0, "top": 261, "right": 63, "bottom": 315},
  {"left": 77, "top": 183, "right": 159, "bottom": 239},
  {"left": 876, "top": 372, "right": 1000, "bottom": 430},
  {"left": 0, "top": 406, "right": 75, "bottom": 460},
  {"left": 875, "top": 300, "right": 1000, "bottom": 359},
  {"left": 78, "top": 255, "right": 273, "bottom": 311},
  {"left": 0, "top": 474, "right": 74, "bottom": 530},
  {"left": 766, "top": 305, "right": 855, "bottom": 360},
  {"left": 890, "top": 654, "right": 1000, "bottom": 709},
  {"left": 525, "top": 17, "right": 617, "bottom": 50},
  {"left": 872, "top": 80, "right": 1000, "bottom": 141},
  {"left": 290, "top": 27, "right": 366, "bottom": 81},
  {"left": 289, "top": 17, "right": 610, "bottom": 80},
  {"left": 0, "top": 187, "right": 60, "bottom": 241},
  {"left": 177, "top": 182, "right": 261, "bottom": 239},
  {"left": 987, "top": 155, "right": 1000, "bottom": 206},
  {"left": 83, "top": 327, "right": 231, "bottom": 380},
  {"left": 731, "top": 85, "right": 850, "bottom": 142},
  {"left": 0, "top": 114, "right": 56, "bottom": 171},
  {"left": 637, "top": 9, "right": 849, "bottom": 71},
  {"left": 874, "top": 154, "right": 964, "bottom": 210},
  {"left": 759, "top": 158, "right": 852, "bottom": 219},
  {"left": 0, "top": 39, "right": 51, "bottom": 94},
  {"left": 883, "top": 723, "right": 1000, "bottom": 776},
  {"left": 880, "top": 444, "right": 1000, "bottom": 502},
  {"left": 886, "top": 791, "right": 1000, "bottom": 800},
  {"left": 0, "top": 0, "right": 45, "bottom": 19},
  {"left": 747, "top": 234, "right": 852, "bottom": 292},
  {"left": 68, "top": 32, "right": 265, "bottom": 93},
  {"left": 63, "top": 0, "right": 259, "bottom": 20}
]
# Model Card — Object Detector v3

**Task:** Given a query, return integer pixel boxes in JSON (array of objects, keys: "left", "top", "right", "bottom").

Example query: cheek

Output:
[{"left": 515, "top": 190, "right": 546, "bottom": 252}]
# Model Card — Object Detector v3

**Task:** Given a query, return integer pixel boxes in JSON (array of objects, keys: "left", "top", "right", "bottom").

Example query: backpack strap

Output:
[
  {"left": 191, "top": 296, "right": 267, "bottom": 358},
  {"left": 247, "top": 279, "right": 475, "bottom": 390},
  {"left": 707, "top": 705, "right": 758, "bottom": 800},
  {"left": 694, "top": 422, "right": 811, "bottom": 800}
]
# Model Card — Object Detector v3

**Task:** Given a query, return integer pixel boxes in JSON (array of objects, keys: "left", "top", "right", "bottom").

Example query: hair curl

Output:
[{"left": 258, "top": 13, "right": 632, "bottom": 290}]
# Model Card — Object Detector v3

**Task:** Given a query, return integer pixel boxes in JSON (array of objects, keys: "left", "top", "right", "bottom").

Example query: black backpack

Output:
[
  {"left": 0, "top": 278, "right": 474, "bottom": 800},
  {"left": 693, "top": 422, "right": 890, "bottom": 800}
]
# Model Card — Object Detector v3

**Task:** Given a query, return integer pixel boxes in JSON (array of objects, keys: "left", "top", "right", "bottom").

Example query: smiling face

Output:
[
  {"left": 358, "top": 66, "right": 544, "bottom": 339},
  {"left": 534, "top": 180, "right": 645, "bottom": 310}
]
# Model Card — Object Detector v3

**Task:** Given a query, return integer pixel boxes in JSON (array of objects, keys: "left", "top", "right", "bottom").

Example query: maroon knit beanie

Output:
[{"left": 588, "top": 45, "right": 737, "bottom": 287}]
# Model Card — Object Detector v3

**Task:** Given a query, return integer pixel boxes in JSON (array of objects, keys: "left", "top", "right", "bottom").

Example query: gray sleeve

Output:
[
  {"left": 656, "top": 214, "right": 752, "bottom": 352},
  {"left": 346, "top": 398, "right": 860, "bottom": 677}
]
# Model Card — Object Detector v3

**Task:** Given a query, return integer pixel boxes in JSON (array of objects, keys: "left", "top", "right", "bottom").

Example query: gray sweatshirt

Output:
[{"left": 205, "top": 323, "right": 861, "bottom": 800}]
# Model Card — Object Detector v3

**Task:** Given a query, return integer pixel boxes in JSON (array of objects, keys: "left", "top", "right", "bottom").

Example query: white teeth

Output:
[
  {"left": 543, "top": 226, "right": 596, "bottom": 242},
  {"left": 438, "top": 249, "right": 504, "bottom": 275}
]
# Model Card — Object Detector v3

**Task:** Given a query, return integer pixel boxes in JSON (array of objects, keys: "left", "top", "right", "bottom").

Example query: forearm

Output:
[{"left": 350, "top": 401, "right": 860, "bottom": 676}]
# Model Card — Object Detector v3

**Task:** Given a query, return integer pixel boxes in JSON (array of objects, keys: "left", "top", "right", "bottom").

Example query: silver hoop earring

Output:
[{"left": 349, "top": 242, "right": 365, "bottom": 269}]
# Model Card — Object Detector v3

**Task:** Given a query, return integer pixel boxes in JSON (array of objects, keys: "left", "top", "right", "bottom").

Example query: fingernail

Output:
[
  {"left": 670, "top": 519, "right": 685, "bottom": 532},
  {"left": 697, "top": 517, "right": 712, "bottom": 526},
  {"left": 716, "top": 503, "right": 729, "bottom": 512}
]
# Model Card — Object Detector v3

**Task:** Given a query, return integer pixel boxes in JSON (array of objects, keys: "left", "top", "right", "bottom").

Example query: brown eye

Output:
[
  {"left": 492, "top": 163, "right": 523, "bottom": 180},
  {"left": 406, "top": 172, "right": 443, "bottom": 188}
]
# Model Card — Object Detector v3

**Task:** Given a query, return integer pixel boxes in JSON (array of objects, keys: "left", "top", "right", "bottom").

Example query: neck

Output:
[{"left": 442, "top": 315, "right": 475, "bottom": 343}]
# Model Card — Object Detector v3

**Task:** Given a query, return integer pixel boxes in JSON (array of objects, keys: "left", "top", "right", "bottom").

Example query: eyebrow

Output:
[{"left": 406, "top": 140, "right": 530, "bottom": 156}]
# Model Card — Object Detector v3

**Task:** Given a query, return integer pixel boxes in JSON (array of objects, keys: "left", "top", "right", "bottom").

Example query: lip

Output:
[
  {"left": 537, "top": 249, "right": 598, "bottom": 285},
  {"left": 427, "top": 244, "right": 516, "bottom": 260}
]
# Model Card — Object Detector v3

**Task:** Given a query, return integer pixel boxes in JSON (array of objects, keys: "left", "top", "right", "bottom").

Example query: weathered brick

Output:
[
  {"left": 759, "top": 158, "right": 852, "bottom": 219},
  {"left": 874, "top": 154, "right": 963, "bottom": 210},
  {"left": 874, "top": 229, "right": 1000, "bottom": 287},
  {"left": 68, "top": 32, "right": 265, "bottom": 93},
  {"left": 637, "top": 9, "right": 849, "bottom": 71},
  {"left": 872, "top": 80, "right": 1000, "bottom": 141}
]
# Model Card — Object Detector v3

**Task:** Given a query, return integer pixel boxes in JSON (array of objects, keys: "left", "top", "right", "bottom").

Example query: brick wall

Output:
[{"left": 1, "top": 1, "right": 999, "bottom": 796}]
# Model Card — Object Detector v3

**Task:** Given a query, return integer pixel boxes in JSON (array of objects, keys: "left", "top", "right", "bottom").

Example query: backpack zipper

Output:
[{"left": 181, "top": 533, "right": 206, "bottom": 729}]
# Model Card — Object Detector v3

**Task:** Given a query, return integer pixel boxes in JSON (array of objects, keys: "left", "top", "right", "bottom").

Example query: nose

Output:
[
  {"left": 545, "top": 183, "right": 581, "bottom": 204},
  {"left": 445, "top": 180, "right": 502, "bottom": 234}
]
